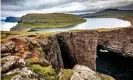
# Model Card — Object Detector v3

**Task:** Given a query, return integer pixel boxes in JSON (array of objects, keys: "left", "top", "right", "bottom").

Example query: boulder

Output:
[
  {"left": 1, "top": 56, "right": 25, "bottom": 73},
  {"left": 2, "top": 67, "right": 38, "bottom": 80},
  {"left": 1, "top": 41, "right": 19, "bottom": 57},
  {"left": 70, "top": 65, "right": 101, "bottom": 80},
  {"left": 71, "top": 65, "right": 115, "bottom": 80}
]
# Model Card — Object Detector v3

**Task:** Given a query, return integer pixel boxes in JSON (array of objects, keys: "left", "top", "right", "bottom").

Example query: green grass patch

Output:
[
  {"left": 30, "top": 64, "right": 57, "bottom": 80},
  {"left": 97, "top": 73, "right": 115, "bottom": 80},
  {"left": 59, "top": 69, "right": 74, "bottom": 80}
]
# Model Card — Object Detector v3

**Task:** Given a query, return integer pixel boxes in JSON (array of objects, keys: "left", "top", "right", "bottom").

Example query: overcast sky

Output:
[{"left": 1, "top": 0, "right": 133, "bottom": 18}]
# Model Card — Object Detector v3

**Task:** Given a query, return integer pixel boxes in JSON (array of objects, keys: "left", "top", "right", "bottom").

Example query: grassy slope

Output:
[
  {"left": 87, "top": 10, "right": 133, "bottom": 18},
  {"left": 15, "top": 13, "right": 86, "bottom": 31}
]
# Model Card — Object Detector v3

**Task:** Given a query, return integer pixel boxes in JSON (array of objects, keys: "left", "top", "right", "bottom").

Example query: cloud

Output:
[{"left": 1, "top": 0, "right": 133, "bottom": 17}]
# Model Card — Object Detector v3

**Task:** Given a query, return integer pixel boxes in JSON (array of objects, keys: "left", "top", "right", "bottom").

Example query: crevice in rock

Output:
[
  {"left": 96, "top": 45, "right": 133, "bottom": 80},
  {"left": 57, "top": 36, "right": 76, "bottom": 69}
]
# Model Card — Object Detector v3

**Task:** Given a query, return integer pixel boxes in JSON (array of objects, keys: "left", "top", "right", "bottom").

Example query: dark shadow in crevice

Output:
[
  {"left": 96, "top": 45, "right": 133, "bottom": 80},
  {"left": 57, "top": 36, "right": 76, "bottom": 69}
]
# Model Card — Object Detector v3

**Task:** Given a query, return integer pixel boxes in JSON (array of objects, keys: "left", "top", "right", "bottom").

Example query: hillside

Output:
[
  {"left": 80, "top": 9, "right": 133, "bottom": 18},
  {"left": 5, "top": 16, "right": 21, "bottom": 22},
  {"left": 11, "top": 13, "right": 86, "bottom": 31}
]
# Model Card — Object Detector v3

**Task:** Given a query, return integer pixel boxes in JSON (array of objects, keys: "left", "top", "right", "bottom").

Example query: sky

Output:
[{"left": 1, "top": 0, "right": 133, "bottom": 18}]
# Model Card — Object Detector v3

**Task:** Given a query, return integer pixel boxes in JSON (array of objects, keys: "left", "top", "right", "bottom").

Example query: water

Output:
[
  {"left": 0, "top": 21, "right": 18, "bottom": 31},
  {"left": 32, "top": 18, "right": 131, "bottom": 32},
  {"left": 0, "top": 18, "right": 131, "bottom": 32}
]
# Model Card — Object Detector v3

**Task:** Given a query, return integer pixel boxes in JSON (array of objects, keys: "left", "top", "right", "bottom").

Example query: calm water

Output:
[
  {"left": 32, "top": 18, "right": 131, "bottom": 32},
  {"left": 0, "top": 18, "right": 131, "bottom": 32},
  {"left": 0, "top": 21, "right": 18, "bottom": 31}
]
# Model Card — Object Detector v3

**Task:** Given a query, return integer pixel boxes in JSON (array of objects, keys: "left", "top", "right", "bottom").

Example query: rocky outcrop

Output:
[
  {"left": 1, "top": 27, "right": 133, "bottom": 80},
  {"left": 1, "top": 56, "right": 25, "bottom": 73},
  {"left": 70, "top": 65, "right": 114, "bottom": 80},
  {"left": 71, "top": 65, "right": 101, "bottom": 80},
  {"left": 1, "top": 41, "right": 19, "bottom": 57},
  {"left": 38, "top": 35, "right": 64, "bottom": 72},
  {"left": 2, "top": 67, "right": 38, "bottom": 80},
  {"left": 56, "top": 31, "right": 98, "bottom": 70},
  {"left": 98, "top": 27, "right": 133, "bottom": 57}
]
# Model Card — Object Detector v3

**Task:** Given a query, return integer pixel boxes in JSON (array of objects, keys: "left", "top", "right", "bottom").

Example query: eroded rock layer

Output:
[
  {"left": 98, "top": 27, "right": 133, "bottom": 57},
  {"left": 1, "top": 27, "right": 133, "bottom": 80}
]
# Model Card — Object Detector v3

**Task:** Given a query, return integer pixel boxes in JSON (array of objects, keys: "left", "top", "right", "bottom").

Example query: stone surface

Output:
[
  {"left": 56, "top": 31, "right": 98, "bottom": 70},
  {"left": 70, "top": 65, "right": 101, "bottom": 80},
  {"left": 1, "top": 27, "right": 133, "bottom": 80},
  {"left": 3, "top": 67, "right": 38, "bottom": 80},
  {"left": 98, "top": 28, "right": 133, "bottom": 57},
  {"left": 1, "top": 56, "right": 25, "bottom": 73},
  {"left": 1, "top": 41, "right": 19, "bottom": 56},
  {"left": 38, "top": 35, "right": 64, "bottom": 72}
]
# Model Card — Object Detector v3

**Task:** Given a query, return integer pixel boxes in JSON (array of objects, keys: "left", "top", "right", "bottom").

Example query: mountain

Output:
[
  {"left": 79, "top": 9, "right": 133, "bottom": 18},
  {"left": 5, "top": 16, "right": 21, "bottom": 22}
]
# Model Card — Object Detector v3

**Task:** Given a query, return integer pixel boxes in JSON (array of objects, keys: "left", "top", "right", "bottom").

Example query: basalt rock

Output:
[
  {"left": 98, "top": 28, "right": 133, "bottom": 57},
  {"left": 1, "top": 27, "right": 133, "bottom": 80},
  {"left": 70, "top": 65, "right": 114, "bottom": 80},
  {"left": 38, "top": 35, "right": 64, "bottom": 72},
  {"left": 56, "top": 30, "right": 98, "bottom": 70},
  {"left": 2, "top": 67, "right": 38, "bottom": 80},
  {"left": 1, "top": 41, "right": 19, "bottom": 56},
  {"left": 1, "top": 56, "right": 25, "bottom": 73}
]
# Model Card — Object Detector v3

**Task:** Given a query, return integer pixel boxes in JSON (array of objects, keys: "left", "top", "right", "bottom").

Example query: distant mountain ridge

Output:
[
  {"left": 5, "top": 16, "right": 21, "bottom": 22},
  {"left": 79, "top": 9, "right": 133, "bottom": 18}
]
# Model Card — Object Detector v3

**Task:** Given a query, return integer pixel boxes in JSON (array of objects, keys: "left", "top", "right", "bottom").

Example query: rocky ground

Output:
[{"left": 1, "top": 27, "right": 133, "bottom": 80}]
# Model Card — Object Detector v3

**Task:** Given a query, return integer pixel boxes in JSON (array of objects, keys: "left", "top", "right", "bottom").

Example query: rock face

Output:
[
  {"left": 38, "top": 35, "right": 64, "bottom": 72},
  {"left": 2, "top": 67, "right": 38, "bottom": 80},
  {"left": 1, "top": 56, "right": 25, "bottom": 73},
  {"left": 71, "top": 65, "right": 101, "bottom": 80},
  {"left": 56, "top": 31, "right": 98, "bottom": 70},
  {"left": 71, "top": 65, "right": 114, "bottom": 80},
  {"left": 98, "top": 28, "right": 133, "bottom": 57},
  {"left": 1, "top": 27, "right": 133, "bottom": 80},
  {"left": 1, "top": 41, "right": 19, "bottom": 57}
]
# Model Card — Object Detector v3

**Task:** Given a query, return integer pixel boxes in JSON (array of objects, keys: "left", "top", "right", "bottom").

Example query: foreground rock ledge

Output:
[{"left": 1, "top": 27, "right": 133, "bottom": 79}]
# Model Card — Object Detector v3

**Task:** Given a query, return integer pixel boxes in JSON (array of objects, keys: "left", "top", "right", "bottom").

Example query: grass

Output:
[
  {"left": 30, "top": 64, "right": 57, "bottom": 80},
  {"left": 25, "top": 57, "right": 40, "bottom": 67},
  {"left": 98, "top": 73, "right": 115, "bottom": 80},
  {"left": 15, "top": 13, "right": 86, "bottom": 31},
  {"left": 1, "top": 31, "right": 55, "bottom": 43},
  {"left": 59, "top": 69, "right": 74, "bottom": 80}
]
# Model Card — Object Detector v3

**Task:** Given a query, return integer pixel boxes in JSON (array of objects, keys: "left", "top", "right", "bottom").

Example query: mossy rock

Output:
[
  {"left": 2, "top": 72, "right": 20, "bottom": 80},
  {"left": 30, "top": 64, "right": 57, "bottom": 80},
  {"left": 98, "top": 73, "right": 115, "bottom": 80},
  {"left": 25, "top": 57, "right": 40, "bottom": 67},
  {"left": 58, "top": 69, "right": 74, "bottom": 80}
]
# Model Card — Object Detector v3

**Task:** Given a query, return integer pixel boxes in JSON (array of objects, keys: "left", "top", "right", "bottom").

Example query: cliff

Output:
[
  {"left": 10, "top": 13, "right": 86, "bottom": 31},
  {"left": 5, "top": 16, "right": 21, "bottom": 22},
  {"left": 1, "top": 27, "right": 133, "bottom": 80}
]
